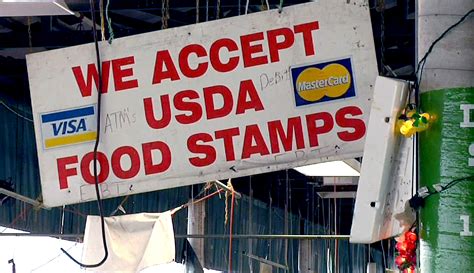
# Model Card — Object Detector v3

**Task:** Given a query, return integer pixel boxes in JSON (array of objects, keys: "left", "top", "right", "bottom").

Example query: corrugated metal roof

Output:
[{"left": 203, "top": 195, "right": 385, "bottom": 273}]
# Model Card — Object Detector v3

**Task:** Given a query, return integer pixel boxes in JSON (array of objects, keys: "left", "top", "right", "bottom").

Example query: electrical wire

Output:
[
  {"left": 424, "top": 175, "right": 474, "bottom": 198},
  {"left": 0, "top": 100, "right": 33, "bottom": 122},
  {"left": 60, "top": 0, "right": 109, "bottom": 268},
  {"left": 31, "top": 243, "right": 79, "bottom": 272},
  {"left": 409, "top": 175, "right": 474, "bottom": 210},
  {"left": 441, "top": 175, "right": 473, "bottom": 191},
  {"left": 105, "top": 0, "right": 114, "bottom": 44},
  {"left": 0, "top": 206, "right": 32, "bottom": 233},
  {"left": 407, "top": 10, "right": 473, "bottom": 242},
  {"left": 414, "top": 9, "right": 473, "bottom": 105},
  {"left": 99, "top": 0, "right": 105, "bottom": 41}
]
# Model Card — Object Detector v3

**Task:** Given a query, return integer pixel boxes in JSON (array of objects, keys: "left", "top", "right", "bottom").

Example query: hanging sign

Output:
[
  {"left": 350, "top": 77, "right": 414, "bottom": 243},
  {"left": 27, "top": 0, "right": 377, "bottom": 207}
]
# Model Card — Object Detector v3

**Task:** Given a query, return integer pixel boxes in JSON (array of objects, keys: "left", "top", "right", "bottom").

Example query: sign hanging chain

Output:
[
  {"left": 99, "top": 0, "right": 105, "bottom": 41},
  {"left": 279, "top": 0, "right": 284, "bottom": 13},
  {"left": 216, "top": 0, "right": 221, "bottom": 19},
  {"left": 27, "top": 17, "right": 32, "bottom": 52},
  {"left": 105, "top": 0, "right": 114, "bottom": 43},
  {"left": 196, "top": 0, "right": 200, "bottom": 23},
  {"left": 162, "top": 0, "right": 170, "bottom": 29}
]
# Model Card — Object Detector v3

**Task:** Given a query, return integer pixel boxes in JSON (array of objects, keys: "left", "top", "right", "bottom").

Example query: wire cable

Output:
[
  {"left": 31, "top": 243, "right": 79, "bottom": 272},
  {"left": 278, "top": 0, "right": 284, "bottom": 13},
  {"left": 99, "top": 0, "right": 105, "bottom": 41},
  {"left": 414, "top": 9, "right": 473, "bottom": 105},
  {"left": 437, "top": 175, "right": 473, "bottom": 193},
  {"left": 409, "top": 175, "right": 474, "bottom": 210},
  {"left": 416, "top": 9, "right": 473, "bottom": 77},
  {"left": 408, "top": 11, "right": 473, "bottom": 239},
  {"left": 105, "top": 0, "right": 114, "bottom": 44},
  {"left": 0, "top": 100, "right": 33, "bottom": 122},
  {"left": 60, "top": 0, "right": 109, "bottom": 268}
]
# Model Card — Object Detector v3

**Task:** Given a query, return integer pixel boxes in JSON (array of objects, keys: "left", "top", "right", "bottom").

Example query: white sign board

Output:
[
  {"left": 350, "top": 76, "right": 414, "bottom": 243},
  {"left": 27, "top": 1, "right": 377, "bottom": 207}
]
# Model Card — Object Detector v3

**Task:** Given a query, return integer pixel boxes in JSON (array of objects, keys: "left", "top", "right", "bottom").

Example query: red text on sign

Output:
[
  {"left": 57, "top": 141, "right": 171, "bottom": 189},
  {"left": 186, "top": 105, "right": 366, "bottom": 167},
  {"left": 144, "top": 79, "right": 264, "bottom": 129}
]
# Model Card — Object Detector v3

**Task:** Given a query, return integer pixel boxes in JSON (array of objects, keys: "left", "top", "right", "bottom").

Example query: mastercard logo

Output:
[{"left": 291, "top": 58, "right": 356, "bottom": 106}]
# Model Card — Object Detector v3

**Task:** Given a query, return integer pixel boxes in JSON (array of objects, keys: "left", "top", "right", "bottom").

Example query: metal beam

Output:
[
  {"left": 0, "top": 188, "right": 45, "bottom": 209},
  {"left": 0, "top": 31, "right": 92, "bottom": 48},
  {"left": 244, "top": 252, "right": 288, "bottom": 270},
  {"left": 0, "top": 233, "right": 350, "bottom": 239},
  {"left": 214, "top": 180, "right": 242, "bottom": 199}
]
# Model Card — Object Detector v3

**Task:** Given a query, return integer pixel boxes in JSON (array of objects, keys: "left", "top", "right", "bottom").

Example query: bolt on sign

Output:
[{"left": 26, "top": 0, "right": 377, "bottom": 207}]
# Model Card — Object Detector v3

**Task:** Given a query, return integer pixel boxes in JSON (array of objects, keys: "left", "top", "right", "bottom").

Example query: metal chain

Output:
[
  {"left": 380, "top": 0, "right": 386, "bottom": 75},
  {"left": 100, "top": 0, "right": 106, "bottom": 41},
  {"left": 196, "top": 0, "right": 199, "bottom": 23},
  {"left": 27, "top": 17, "right": 32, "bottom": 52},
  {"left": 216, "top": 0, "right": 221, "bottom": 19},
  {"left": 162, "top": 0, "right": 169, "bottom": 29}
]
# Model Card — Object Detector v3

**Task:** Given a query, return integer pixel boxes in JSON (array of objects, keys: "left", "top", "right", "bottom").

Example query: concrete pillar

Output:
[{"left": 418, "top": 0, "right": 474, "bottom": 272}]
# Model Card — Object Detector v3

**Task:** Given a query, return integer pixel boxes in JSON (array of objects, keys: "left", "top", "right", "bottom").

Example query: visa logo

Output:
[
  {"left": 52, "top": 119, "right": 88, "bottom": 136},
  {"left": 40, "top": 105, "right": 97, "bottom": 149}
]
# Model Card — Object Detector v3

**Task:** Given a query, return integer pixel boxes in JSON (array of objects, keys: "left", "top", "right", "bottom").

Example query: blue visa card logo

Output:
[
  {"left": 291, "top": 58, "right": 356, "bottom": 106},
  {"left": 40, "top": 105, "right": 97, "bottom": 149}
]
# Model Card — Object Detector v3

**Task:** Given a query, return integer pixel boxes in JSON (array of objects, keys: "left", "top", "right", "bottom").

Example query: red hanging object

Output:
[{"left": 395, "top": 229, "right": 418, "bottom": 272}]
